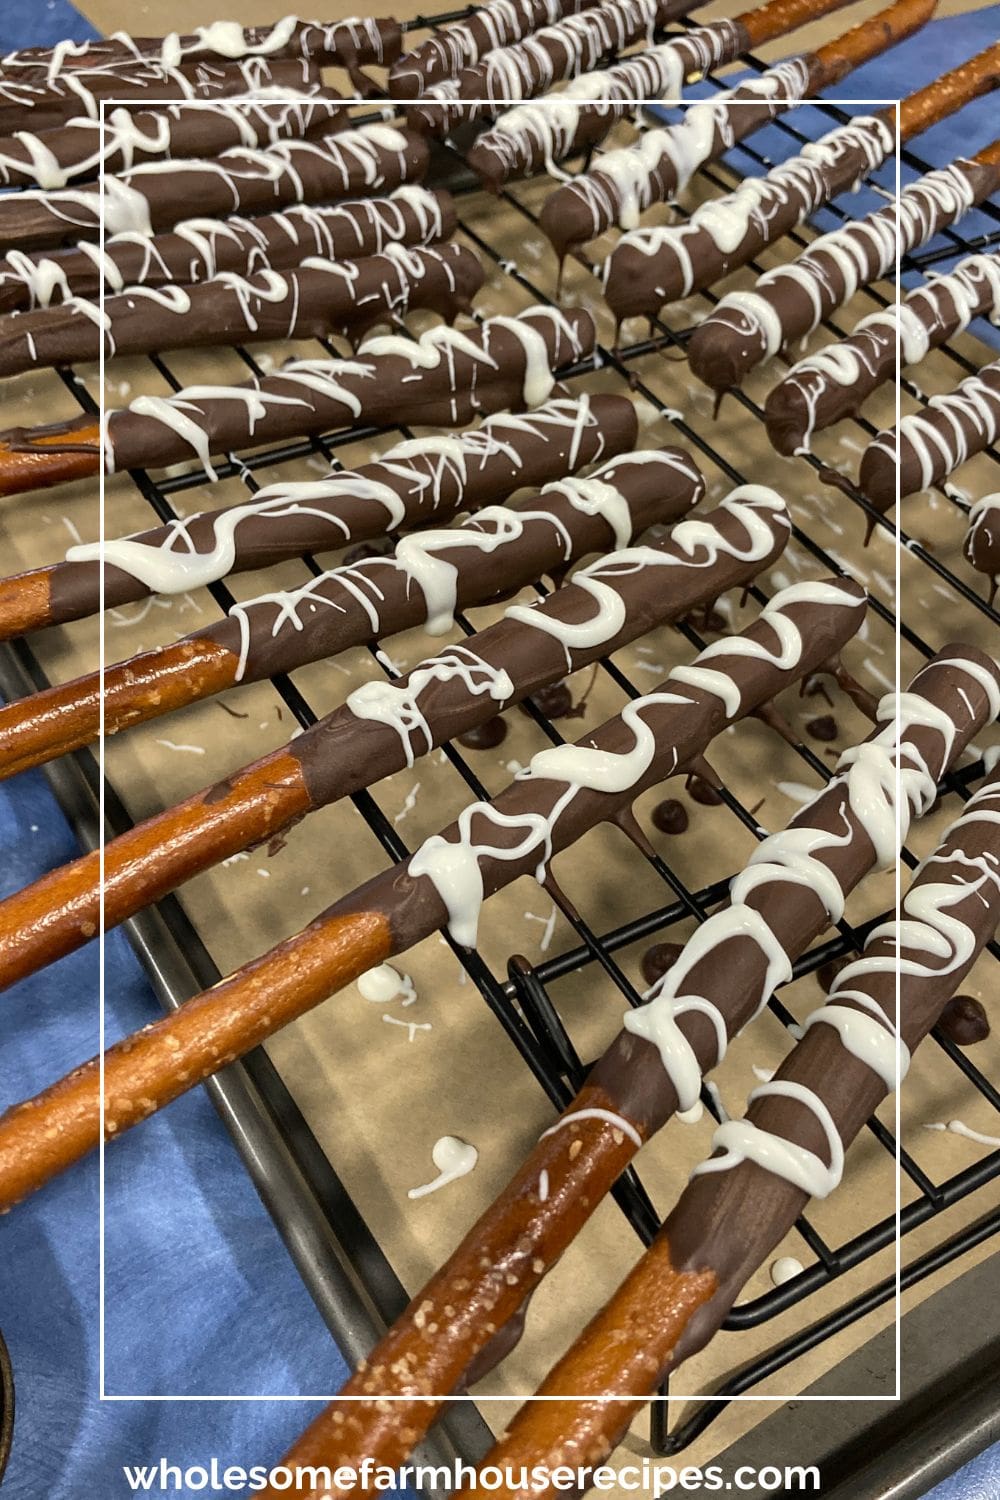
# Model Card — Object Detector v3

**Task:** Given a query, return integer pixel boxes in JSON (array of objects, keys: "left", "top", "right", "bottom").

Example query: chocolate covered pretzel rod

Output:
[
  {"left": 690, "top": 145, "right": 1000, "bottom": 396},
  {"left": 0, "top": 189, "right": 457, "bottom": 316},
  {"left": 0, "top": 396, "right": 632, "bottom": 640},
  {"left": 0, "top": 123, "right": 429, "bottom": 253},
  {"left": 457, "top": 744, "right": 1000, "bottom": 1498},
  {"left": 0, "top": 242, "right": 485, "bottom": 377},
  {"left": 765, "top": 250, "right": 1000, "bottom": 455},
  {"left": 0, "top": 56, "right": 324, "bottom": 136},
  {"left": 603, "top": 41, "right": 1000, "bottom": 327},
  {"left": 0, "top": 17, "right": 402, "bottom": 94},
  {"left": 0, "top": 485, "right": 786, "bottom": 993},
  {"left": 860, "top": 356, "right": 1000, "bottom": 514},
  {"left": 389, "top": 0, "right": 598, "bottom": 97},
  {"left": 965, "top": 493, "right": 1000, "bottom": 602},
  {"left": 0, "top": 569, "right": 865, "bottom": 1211},
  {"left": 0, "top": 304, "right": 593, "bottom": 496},
  {"left": 269, "top": 643, "right": 998, "bottom": 1490},
  {"left": 0, "top": 443, "right": 700, "bottom": 776},
  {"left": 405, "top": 0, "right": 701, "bottom": 138},
  {"left": 0, "top": 95, "right": 350, "bottom": 191},
  {"left": 461, "top": 0, "right": 860, "bottom": 189},
  {"left": 538, "top": 0, "right": 932, "bottom": 263}
]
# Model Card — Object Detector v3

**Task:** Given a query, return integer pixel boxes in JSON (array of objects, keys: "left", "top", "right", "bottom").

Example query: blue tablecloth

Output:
[{"left": 0, "top": 0, "right": 998, "bottom": 1494}]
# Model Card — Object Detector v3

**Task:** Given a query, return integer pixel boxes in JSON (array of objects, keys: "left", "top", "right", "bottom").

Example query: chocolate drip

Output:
[
  {"left": 0, "top": 123, "right": 429, "bottom": 252},
  {"left": 0, "top": 94, "right": 348, "bottom": 190},
  {"left": 665, "top": 760, "right": 1000, "bottom": 1368},
  {"left": 0, "top": 243, "right": 485, "bottom": 377},
  {"left": 406, "top": 0, "right": 698, "bottom": 137},
  {"left": 388, "top": 0, "right": 597, "bottom": 97},
  {"left": 604, "top": 114, "right": 895, "bottom": 325},
  {"left": 41, "top": 397, "right": 636, "bottom": 627},
  {"left": 538, "top": 57, "right": 811, "bottom": 261},
  {"left": 860, "top": 358, "right": 1000, "bottom": 514},
  {"left": 3, "top": 305, "right": 594, "bottom": 477},
  {"left": 463, "top": 19, "right": 745, "bottom": 190},
  {"left": 964, "top": 493, "right": 1000, "bottom": 602},
  {"left": 765, "top": 251, "right": 1000, "bottom": 455},
  {"left": 0, "top": 57, "right": 323, "bottom": 137},
  {"left": 0, "top": 17, "right": 402, "bottom": 92},
  {"left": 690, "top": 158, "right": 999, "bottom": 395},
  {"left": 0, "top": 190, "right": 457, "bottom": 316}
]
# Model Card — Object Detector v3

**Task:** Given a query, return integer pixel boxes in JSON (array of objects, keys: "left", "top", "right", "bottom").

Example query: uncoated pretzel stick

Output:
[
  {"left": 454, "top": 757, "right": 1000, "bottom": 1499},
  {"left": 267, "top": 645, "right": 998, "bottom": 1492},
  {"left": 0, "top": 483, "right": 782, "bottom": 993},
  {"left": 0, "top": 574, "right": 863, "bottom": 1210}
]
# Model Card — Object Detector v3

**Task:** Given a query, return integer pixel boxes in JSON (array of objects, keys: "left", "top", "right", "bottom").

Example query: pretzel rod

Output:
[
  {"left": 404, "top": 0, "right": 700, "bottom": 138},
  {"left": 0, "top": 304, "right": 592, "bottom": 497},
  {"left": 0, "top": 572, "right": 860, "bottom": 1210},
  {"left": 537, "top": 0, "right": 933, "bottom": 263},
  {"left": 0, "top": 56, "right": 326, "bottom": 136},
  {"left": 689, "top": 147, "right": 1000, "bottom": 396},
  {"left": 466, "top": 0, "right": 882, "bottom": 191},
  {"left": 965, "top": 494, "right": 1000, "bottom": 603},
  {"left": 0, "top": 485, "right": 783, "bottom": 993},
  {"left": 603, "top": 42, "right": 1000, "bottom": 327},
  {"left": 0, "top": 396, "right": 633, "bottom": 640},
  {"left": 0, "top": 18, "right": 402, "bottom": 94},
  {"left": 0, "top": 123, "right": 429, "bottom": 254},
  {"left": 0, "top": 444, "right": 700, "bottom": 776},
  {"left": 456, "top": 750, "right": 1000, "bottom": 1498},
  {"left": 765, "top": 250, "right": 1000, "bottom": 455},
  {"left": 268, "top": 643, "right": 998, "bottom": 1490},
  {"left": 387, "top": 0, "right": 598, "bottom": 97},
  {"left": 0, "top": 94, "right": 350, "bottom": 191},
  {"left": 860, "top": 356, "right": 1000, "bottom": 515},
  {"left": 0, "top": 243, "right": 485, "bottom": 377},
  {"left": 0, "top": 189, "right": 457, "bottom": 317}
]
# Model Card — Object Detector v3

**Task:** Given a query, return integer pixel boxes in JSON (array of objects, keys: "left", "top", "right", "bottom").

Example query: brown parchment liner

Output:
[{"left": 0, "top": 6, "right": 997, "bottom": 1483}]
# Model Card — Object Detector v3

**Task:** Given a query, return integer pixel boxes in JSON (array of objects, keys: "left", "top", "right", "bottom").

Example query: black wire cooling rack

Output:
[{"left": 2, "top": 6, "right": 1000, "bottom": 1481}]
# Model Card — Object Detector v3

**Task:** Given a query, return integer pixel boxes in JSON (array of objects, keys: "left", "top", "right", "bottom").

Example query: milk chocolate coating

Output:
[
  {"left": 538, "top": 57, "right": 810, "bottom": 260},
  {"left": 0, "top": 57, "right": 322, "bottom": 137},
  {"left": 0, "top": 94, "right": 348, "bottom": 190},
  {"left": 0, "top": 125, "right": 429, "bottom": 252},
  {"left": 406, "top": 0, "right": 698, "bottom": 138},
  {"left": 664, "top": 757, "right": 1000, "bottom": 1371},
  {"left": 42, "top": 396, "right": 637, "bottom": 626},
  {"left": 151, "top": 449, "right": 703, "bottom": 687},
  {"left": 463, "top": 19, "right": 744, "bottom": 190},
  {"left": 388, "top": 0, "right": 596, "bottom": 97},
  {"left": 604, "top": 115, "right": 895, "bottom": 325},
  {"left": 0, "top": 18, "right": 402, "bottom": 90},
  {"left": 2, "top": 306, "right": 595, "bottom": 476},
  {"left": 0, "top": 243, "right": 484, "bottom": 377},
  {"left": 583, "top": 647, "right": 998, "bottom": 1157},
  {"left": 288, "top": 491, "right": 786, "bottom": 813},
  {"left": 765, "top": 251, "right": 1000, "bottom": 455},
  {"left": 690, "top": 158, "right": 999, "bottom": 396},
  {"left": 964, "top": 495, "right": 1000, "bottom": 599},
  {"left": 0, "top": 190, "right": 457, "bottom": 316},
  {"left": 860, "top": 359, "right": 1000, "bottom": 514}
]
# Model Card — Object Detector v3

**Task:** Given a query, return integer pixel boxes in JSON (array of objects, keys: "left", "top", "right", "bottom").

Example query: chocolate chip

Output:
[
  {"left": 686, "top": 773, "right": 722, "bottom": 806},
  {"left": 806, "top": 714, "right": 838, "bottom": 743},
  {"left": 651, "top": 798, "right": 689, "bottom": 835},
  {"left": 641, "top": 942, "right": 685, "bottom": 987},
  {"left": 528, "top": 681, "right": 573, "bottom": 720},
  {"left": 457, "top": 717, "right": 508, "bottom": 750},
  {"left": 343, "top": 540, "right": 392, "bottom": 566},
  {"left": 938, "top": 994, "right": 990, "bottom": 1046}
]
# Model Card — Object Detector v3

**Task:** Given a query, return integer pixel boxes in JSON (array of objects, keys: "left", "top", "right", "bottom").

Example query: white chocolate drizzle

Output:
[
  {"left": 541, "top": 1107, "right": 642, "bottom": 1149},
  {"left": 408, "top": 1136, "right": 479, "bottom": 1199}
]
